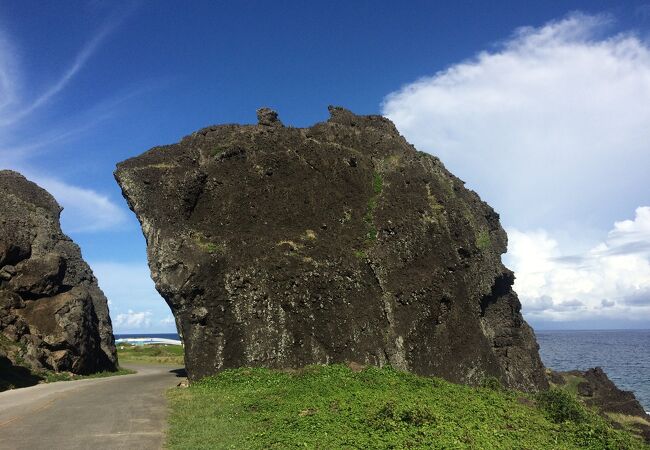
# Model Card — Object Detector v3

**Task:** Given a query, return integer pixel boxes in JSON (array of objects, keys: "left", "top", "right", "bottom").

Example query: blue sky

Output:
[{"left": 1, "top": 1, "right": 649, "bottom": 332}]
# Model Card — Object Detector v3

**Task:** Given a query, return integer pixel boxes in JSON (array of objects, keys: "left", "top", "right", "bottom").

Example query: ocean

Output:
[{"left": 117, "top": 330, "right": 650, "bottom": 411}]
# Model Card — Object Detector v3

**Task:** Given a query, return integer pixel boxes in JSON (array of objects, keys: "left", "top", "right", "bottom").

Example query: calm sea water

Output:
[
  {"left": 537, "top": 330, "right": 650, "bottom": 411},
  {"left": 116, "top": 331, "right": 650, "bottom": 410}
]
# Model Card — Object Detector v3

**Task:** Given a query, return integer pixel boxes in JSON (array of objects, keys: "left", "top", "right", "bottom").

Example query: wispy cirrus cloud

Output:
[
  {"left": 0, "top": 21, "right": 115, "bottom": 126},
  {"left": 0, "top": 3, "right": 138, "bottom": 127},
  {"left": 0, "top": 31, "right": 17, "bottom": 111},
  {"left": 0, "top": 5, "right": 138, "bottom": 233}
]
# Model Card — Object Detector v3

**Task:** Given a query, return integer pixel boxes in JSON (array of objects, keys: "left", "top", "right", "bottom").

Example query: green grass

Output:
[
  {"left": 117, "top": 343, "right": 185, "bottom": 365},
  {"left": 166, "top": 365, "right": 648, "bottom": 449},
  {"left": 41, "top": 367, "right": 135, "bottom": 383}
]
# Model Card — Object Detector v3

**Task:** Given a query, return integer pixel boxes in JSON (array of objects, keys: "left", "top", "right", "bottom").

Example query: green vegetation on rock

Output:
[
  {"left": 166, "top": 365, "right": 647, "bottom": 449},
  {"left": 372, "top": 170, "right": 384, "bottom": 195},
  {"left": 193, "top": 231, "right": 226, "bottom": 255},
  {"left": 362, "top": 171, "right": 384, "bottom": 244},
  {"left": 211, "top": 145, "right": 227, "bottom": 157},
  {"left": 476, "top": 228, "right": 491, "bottom": 250}
]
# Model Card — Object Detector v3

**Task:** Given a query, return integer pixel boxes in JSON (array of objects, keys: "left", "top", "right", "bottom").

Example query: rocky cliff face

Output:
[
  {"left": 0, "top": 171, "right": 117, "bottom": 374},
  {"left": 115, "top": 107, "right": 547, "bottom": 390}
]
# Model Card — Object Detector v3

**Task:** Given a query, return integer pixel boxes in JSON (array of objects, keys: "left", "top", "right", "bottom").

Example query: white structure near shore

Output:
[{"left": 115, "top": 337, "right": 182, "bottom": 346}]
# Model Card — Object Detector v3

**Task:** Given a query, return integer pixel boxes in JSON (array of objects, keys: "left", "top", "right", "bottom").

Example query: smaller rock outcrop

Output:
[
  {"left": 575, "top": 367, "right": 647, "bottom": 417},
  {"left": 550, "top": 367, "right": 650, "bottom": 443},
  {"left": 0, "top": 171, "right": 117, "bottom": 376}
]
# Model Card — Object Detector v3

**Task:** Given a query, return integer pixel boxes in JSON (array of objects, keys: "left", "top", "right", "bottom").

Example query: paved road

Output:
[{"left": 0, "top": 364, "right": 184, "bottom": 450}]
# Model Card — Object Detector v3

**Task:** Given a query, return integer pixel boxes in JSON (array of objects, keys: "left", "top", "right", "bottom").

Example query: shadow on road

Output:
[
  {"left": 0, "top": 356, "right": 44, "bottom": 391},
  {"left": 169, "top": 368, "right": 187, "bottom": 378}
]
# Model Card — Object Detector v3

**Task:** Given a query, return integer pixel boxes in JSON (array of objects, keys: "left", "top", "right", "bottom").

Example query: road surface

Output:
[{"left": 0, "top": 364, "right": 184, "bottom": 450}]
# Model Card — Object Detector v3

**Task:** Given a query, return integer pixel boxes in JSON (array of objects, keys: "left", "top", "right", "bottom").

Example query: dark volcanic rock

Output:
[
  {"left": 574, "top": 367, "right": 647, "bottom": 417},
  {"left": 115, "top": 106, "right": 547, "bottom": 390},
  {"left": 0, "top": 171, "right": 117, "bottom": 374}
]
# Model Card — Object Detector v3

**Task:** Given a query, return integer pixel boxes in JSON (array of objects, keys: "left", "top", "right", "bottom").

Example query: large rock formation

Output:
[
  {"left": 0, "top": 171, "right": 117, "bottom": 375},
  {"left": 115, "top": 107, "right": 547, "bottom": 390}
]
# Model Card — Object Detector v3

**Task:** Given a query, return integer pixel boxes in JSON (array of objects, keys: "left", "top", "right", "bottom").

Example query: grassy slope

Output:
[
  {"left": 116, "top": 343, "right": 185, "bottom": 365},
  {"left": 167, "top": 365, "right": 648, "bottom": 450}
]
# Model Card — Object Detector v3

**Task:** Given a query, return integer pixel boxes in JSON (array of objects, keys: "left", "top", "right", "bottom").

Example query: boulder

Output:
[
  {"left": 0, "top": 170, "right": 117, "bottom": 375},
  {"left": 115, "top": 106, "right": 547, "bottom": 390}
]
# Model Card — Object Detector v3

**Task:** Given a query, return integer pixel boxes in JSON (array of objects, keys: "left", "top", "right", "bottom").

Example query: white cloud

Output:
[
  {"left": 91, "top": 261, "right": 175, "bottom": 332},
  {"left": 381, "top": 13, "right": 650, "bottom": 327},
  {"left": 114, "top": 309, "right": 152, "bottom": 329},
  {"left": 0, "top": 5, "right": 134, "bottom": 127},
  {"left": 0, "top": 30, "right": 17, "bottom": 112},
  {"left": 0, "top": 17, "right": 131, "bottom": 233},
  {"left": 34, "top": 175, "right": 128, "bottom": 233},
  {"left": 506, "top": 207, "right": 650, "bottom": 323},
  {"left": 160, "top": 315, "right": 175, "bottom": 325},
  {"left": 609, "top": 205, "right": 650, "bottom": 246},
  {"left": 382, "top": 13, "right": 650, "bottom": 231}
]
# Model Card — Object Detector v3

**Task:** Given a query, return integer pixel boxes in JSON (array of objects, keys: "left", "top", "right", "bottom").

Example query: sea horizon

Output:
[
  {"left": 116, "top": 328, "right": 650, "bottom": 338},
  {"left": 115, "top": 329, "right": 650, "bottom": 411}
]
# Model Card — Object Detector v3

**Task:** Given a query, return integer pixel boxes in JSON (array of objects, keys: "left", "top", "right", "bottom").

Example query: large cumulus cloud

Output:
[
  {"left": 382, "top": 13, "right": 650, "bottom": 231},
  {"left": 382, "top": 14, "right": 650, "bottom": 327},
  {"left": 507, "top": 207, "right": 650, "bottom": 325}
]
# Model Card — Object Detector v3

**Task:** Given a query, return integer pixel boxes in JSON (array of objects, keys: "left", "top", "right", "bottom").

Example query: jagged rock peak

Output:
[
  {"left": 115, "top": 107, "right": 547, "bottom": 391},
  {"left": 0, "top": 170, "right": 117, "bottom": 375},
  {"left": 256, "top": 107, "right": 283, "bottom": 127}
]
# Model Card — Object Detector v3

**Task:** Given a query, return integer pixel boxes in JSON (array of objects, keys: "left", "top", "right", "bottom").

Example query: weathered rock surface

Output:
[
  {"left": 0, "top": 171, "right": 117, "bottom": 375},
  {"left": 115, "top": 106, "right": 547, "bottom": 390}
]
